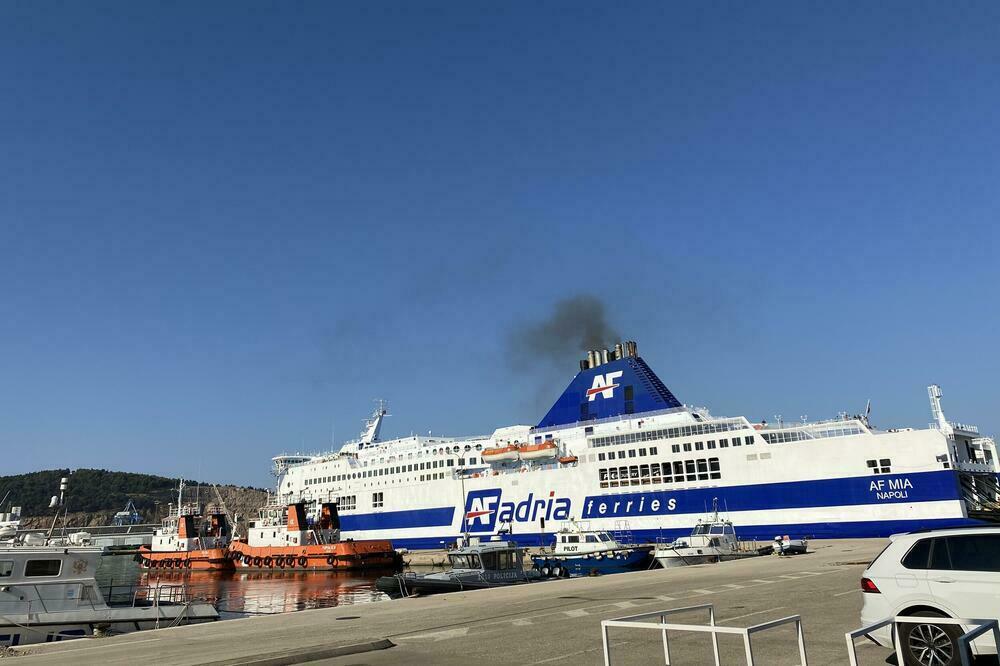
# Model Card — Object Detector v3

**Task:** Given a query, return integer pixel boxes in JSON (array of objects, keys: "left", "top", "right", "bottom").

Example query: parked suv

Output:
[{"left": 861, "top": 527, "right": 1000, "bottom": 666}]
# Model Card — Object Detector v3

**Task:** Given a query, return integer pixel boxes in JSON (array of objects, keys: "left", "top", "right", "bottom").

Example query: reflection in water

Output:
[{"left": 97, "top": 555, "right": 390, "bottom": 619}]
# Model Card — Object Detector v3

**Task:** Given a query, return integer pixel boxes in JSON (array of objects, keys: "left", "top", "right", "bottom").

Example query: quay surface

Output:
[{"left": 17, "top": 539, "right": 892, "bottom": 665}]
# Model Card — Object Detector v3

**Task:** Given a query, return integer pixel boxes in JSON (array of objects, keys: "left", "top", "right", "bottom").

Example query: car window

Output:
[
  {"left": 901, "top": 538, "right": 932, "bottom": 569},
  {"left": 929, "top": 538, "right": 952, "bottom": 570},
  {"left": 944, "top": 535, "right": 1000, "bottom": 572}
]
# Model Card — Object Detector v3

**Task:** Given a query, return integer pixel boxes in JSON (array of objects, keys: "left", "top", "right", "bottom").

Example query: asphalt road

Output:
[{"left": 17, "top": 539, "right": 896, "bottom": 666}]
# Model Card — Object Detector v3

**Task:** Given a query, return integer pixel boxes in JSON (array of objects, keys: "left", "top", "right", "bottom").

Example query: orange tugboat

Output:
[
  {"left": 229, "top": 499, "right": 398, "bottom": 571},
  {"left": 138, "top": 480, "right": 234, "bottom": 571}
]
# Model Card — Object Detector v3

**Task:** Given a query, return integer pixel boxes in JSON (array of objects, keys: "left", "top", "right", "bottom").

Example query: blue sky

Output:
[{"left": 2, "top": 2, "right": 998, "bottom": 487}]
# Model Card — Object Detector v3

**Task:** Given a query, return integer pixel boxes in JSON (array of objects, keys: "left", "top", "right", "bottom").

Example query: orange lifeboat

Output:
[
  {"left": 519, "top": 440, "right": 558, "bottom": 461},
  {"left": 481, "top": 444, "right": 520, "bottom": 463}
]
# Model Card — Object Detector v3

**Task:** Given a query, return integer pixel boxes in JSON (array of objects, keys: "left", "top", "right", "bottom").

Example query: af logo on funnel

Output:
[{"left": 586, "top": 371, "right": 623, "bottom": 401}]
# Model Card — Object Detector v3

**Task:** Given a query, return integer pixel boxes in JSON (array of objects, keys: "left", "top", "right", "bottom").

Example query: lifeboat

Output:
[
  {"left": 518, "top": 440, "right": 558, "bottom": 461},
  {"left": 481, "top": 444, "right": 520, "bottom": 463}
]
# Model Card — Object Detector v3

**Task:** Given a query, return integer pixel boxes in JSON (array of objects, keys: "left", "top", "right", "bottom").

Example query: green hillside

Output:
[{"left": 0, "top": 468, "right": 262, "bottom": 519}]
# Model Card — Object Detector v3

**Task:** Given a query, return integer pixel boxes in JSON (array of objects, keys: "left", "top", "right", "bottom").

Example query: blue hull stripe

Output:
[
  {"left": 581, "top": 470, "right": 960, "bottom": 519},
  {"left": 340, "top": 507, "right": 455, "bottom": 531},
  {"left": 380, "top": 517, "right": 988, "bottom": 552}
]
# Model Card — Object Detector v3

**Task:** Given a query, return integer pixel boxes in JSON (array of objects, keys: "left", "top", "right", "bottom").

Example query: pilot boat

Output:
[
  {"left": 137, "top": 480, "right": 233, "bottom": 571},
  {"left": 228, "top": 498, "right": 399, "bottom": 571},
  {"left": 0, "top": 536, "right": 217, "bottom": 647},
  {"left": 375, "top": 537, "right": 540, "bottom": 598},
  {"left": 531, "top": 520, "right": 653, "bottom": 576},
  {"left": 653, "top": 499, "right": 744, "bottom": 568}
]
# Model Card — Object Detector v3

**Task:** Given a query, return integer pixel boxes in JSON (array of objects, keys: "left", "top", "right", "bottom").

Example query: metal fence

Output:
[{"left": 601, "top": 603, "right": 808, "bottom": 665}]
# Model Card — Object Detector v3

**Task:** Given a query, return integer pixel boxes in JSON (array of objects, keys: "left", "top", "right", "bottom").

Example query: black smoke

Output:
[{"left": 510, "top": 295, "right": 620, "bottom": 368}]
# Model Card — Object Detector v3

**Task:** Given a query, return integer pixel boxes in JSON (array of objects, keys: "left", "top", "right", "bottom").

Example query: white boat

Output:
[
  {"left": 654, "top": 499, "right": 743, "bottom": 568},
  {"left": 773, "top": 535, "right": 808, "bottom": 555},
  {"left": 0, "top": 536, "right": 218, "bottom": 647}
]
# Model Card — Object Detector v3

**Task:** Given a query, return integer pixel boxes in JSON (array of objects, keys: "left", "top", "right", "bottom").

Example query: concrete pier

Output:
[{"left": 16, "top": 539, "right": 893, "bottom": 665}]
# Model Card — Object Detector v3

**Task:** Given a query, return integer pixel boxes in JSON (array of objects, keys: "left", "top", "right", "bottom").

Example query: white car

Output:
[{"left": 860, "top": 527, "right": 1000, "bottom": 666}]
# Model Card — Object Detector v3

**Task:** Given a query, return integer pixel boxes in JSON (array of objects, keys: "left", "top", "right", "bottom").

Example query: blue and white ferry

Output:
[{"left": 272, "top": 341, "right": 1000, "bottom": 550}]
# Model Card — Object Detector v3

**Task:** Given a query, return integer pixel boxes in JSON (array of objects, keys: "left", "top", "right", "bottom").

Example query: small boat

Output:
[
  {"left": 532, "top": 520, "right": 653, "bottom": 576},
  {"left": 0, "top": 535, "right": 217, "bottom": 646},
  {"left": 376, "top": 537, "right": 540, "bottom": 598},
  {"left": 654, "top": 499, "right": 743, "bottom": 568},
  {"left": 774, "top": 535, "right": 808, "bottom": 555},
  {"left": 481, "top": 444, "right": 520, "bottom": 463},
  {"left": 229, "top": 498, "right": 399, "bottom": 571},
  {"left": 137, "top": 480, "right": 233, "bottom": 571},
  {"left": 518, "top": 440, "right": 558, "bottom": 461}
]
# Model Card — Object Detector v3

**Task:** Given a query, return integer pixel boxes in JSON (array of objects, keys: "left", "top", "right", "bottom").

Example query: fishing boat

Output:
[
  {"left": 375, "top": 536, "right": 539, "bottom": 599},
  {"left": 137, "top": 480, "right": 233, "bottom": 571},
  {"left": 532, "top": 520, "right": 653, "bottom": 576},
  {"left": 0, "top": 536, "right": 217, "bottom": 647},
  {"left": 228, "top": 498, "right": 399, "bottom": 571},
  {"left": 653, "top": 499, "right": 744, "bottom": 568}
]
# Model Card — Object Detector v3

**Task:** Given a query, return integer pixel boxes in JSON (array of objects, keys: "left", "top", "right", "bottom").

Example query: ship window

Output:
[
  {"left": 599, "top": 469, "right": 609, "bottom": 488},
  {"left": 0, "top": 561, "right": 12, "bottom": 577},
  {"left": 640, "top": 465, "right": 650, "bottom": 484},
  {"left": 586, "top": 535, "right": 599, "bottom": 543},
  {"left": 683, "top": 443, "right": 692, "bottom": 452},
  {"left": 617, "top": 451, "right": 626, "bottom": 459},
  {"left": 744, "top": 436, "right": 754, "bottom": 446},
  {"left": 671, "top": 444, "right": 680, "bottom": 453},
  {"left": 685, "top": 460, "right": 696, "bottom": 480},
  {"left": 628, "top": 449, "right": 636, "bottom": 458},
  {"left": 585, "top": 427, "right": 594, "bottom": 435},
  {"left": 651, "top": 463, "right": 661, "bottom": 477},
  {"left": 598, "top": 453, "right": 606, "bottom": 461},
  {"left": 696, "top": 459, "right": 709, "bottom": 480},
  {"left": 480, "top": 551, "right": 498, "bottom": 570},
  {"left": 469, "top": 457, "right": 476, "bottom": 464},
  {"left": 650, "top": 447, "right": 657, "bottom": 455},
  {"left": 619, "top": 466, "right": 629, "bottom": 483},
  {"left": 639, "top": 448, "right": 647, "bottom": 456},
  {"left": 719, "top": 439, "right": 728, "bottom": 448},
  {"left": 709, "top": 458, "right": 720, "bottom": 472},
  {"left": 372, "top": 492, "right": 384, "bottom": 509},
  {"left": 707, "top": 441, "right": 716, "bottom": 449},
  {"left": 447, "top": 460, "right": 454, "bottom": 467},
  {"left": 673, "top": 461, "right": 684, "bottom": 476},
  {"left": 420, "top": 475, "right": 425, "bottom": 481},
  {"left": 695, "top": 442, "right": 704, "bottom": 451},
  {"left": 567, "top": 535, "right": 580, "bottom": 543}
]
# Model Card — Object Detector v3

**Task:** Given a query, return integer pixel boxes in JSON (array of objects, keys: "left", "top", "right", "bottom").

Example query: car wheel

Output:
[{"left": 899, "top": 611, "right": 961, "bottom": 666}]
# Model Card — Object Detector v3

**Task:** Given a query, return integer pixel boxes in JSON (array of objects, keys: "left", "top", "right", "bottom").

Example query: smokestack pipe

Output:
[
  {"left": 614, "top": 342, "right": 623, "bottom": 360},
  {"left": 601, "top": 349, "right": 609, "bottom": 365},
  {"left": 587, "top": 350, "right": 596, "bottom": 368}
]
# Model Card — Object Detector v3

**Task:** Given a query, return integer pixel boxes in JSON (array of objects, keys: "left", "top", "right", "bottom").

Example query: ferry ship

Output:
[{"left": 272, "top": 341, "right": 1000, "bottom": 550}]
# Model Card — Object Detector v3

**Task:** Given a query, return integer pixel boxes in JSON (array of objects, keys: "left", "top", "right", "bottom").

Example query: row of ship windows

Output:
[
  {"left": 595, "top": 436, "right": 754, "bottom": 462},
  {"left": 589, "top": 420, "right": 748, "bottom": 448},
  {"left": 304, "top": 458, "right": 479, "bottom": 486},
  {"left": 598, "top": 458, "right": 722, "bottom": 488}
]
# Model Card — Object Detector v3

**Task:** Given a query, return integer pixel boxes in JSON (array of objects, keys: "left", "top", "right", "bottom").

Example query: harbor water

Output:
[{"left": 96, "top": 555, "right": 391, "bottom": 619}]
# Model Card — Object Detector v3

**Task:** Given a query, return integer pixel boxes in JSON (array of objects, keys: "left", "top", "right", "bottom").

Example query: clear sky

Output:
[{"left": 2, "top": 2, "right": 998, "bottom": 488}]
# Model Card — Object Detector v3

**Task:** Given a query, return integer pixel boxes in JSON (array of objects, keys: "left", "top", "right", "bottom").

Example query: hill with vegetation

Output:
[{"left": 1, "top": 469, "right": 269, "bottom": 527}]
